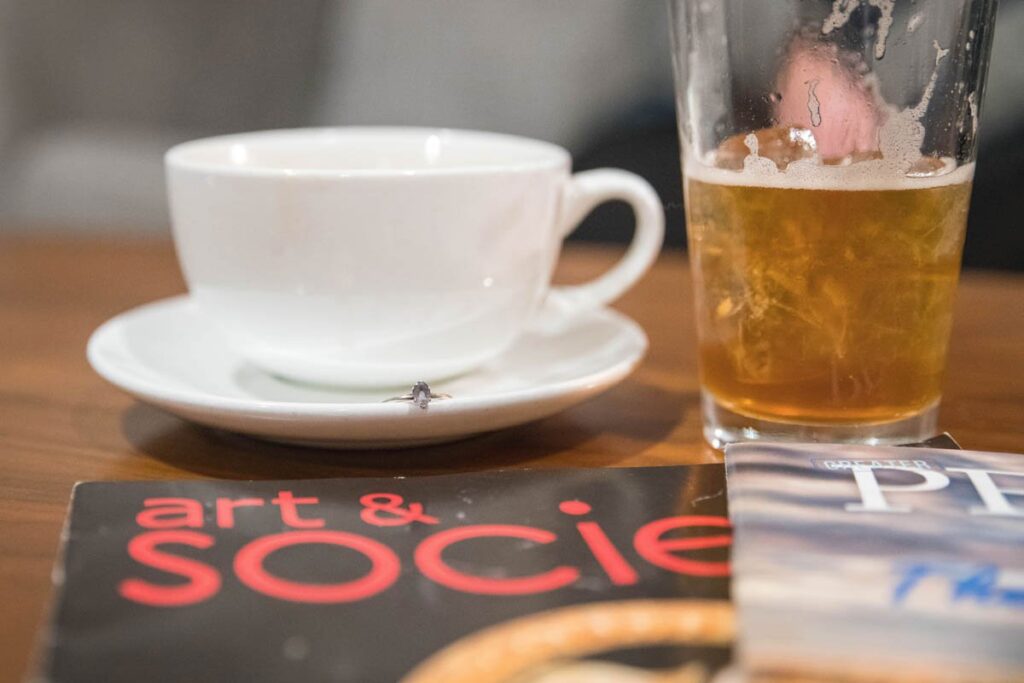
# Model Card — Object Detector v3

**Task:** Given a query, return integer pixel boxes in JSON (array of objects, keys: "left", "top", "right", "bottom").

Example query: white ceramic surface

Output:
[
  {"left": 166, "top": 127, "right": 663, "bottom": 386},
  {"left": 87, "top": 296, "right": 648, "bottom": 448}
]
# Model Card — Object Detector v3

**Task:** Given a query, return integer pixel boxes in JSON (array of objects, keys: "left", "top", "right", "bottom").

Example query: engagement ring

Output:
[{"left": 384, "top": 381, "right": 451, "bottom": 409}]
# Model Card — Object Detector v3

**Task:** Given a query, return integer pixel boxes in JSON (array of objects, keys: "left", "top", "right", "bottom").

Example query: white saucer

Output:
[{"left": 87, "top": 296, "right": 647, "bottom": 448}]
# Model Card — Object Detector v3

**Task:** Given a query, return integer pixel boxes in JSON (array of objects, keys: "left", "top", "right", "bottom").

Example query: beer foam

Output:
[
  {"left": 685, "top": 153, "right": 974, "bottom": 191},
  {"left": 822, "top": 0, "right": 895, "bottom": 59},
  {"left": 690, "top": 5, "right": 974, "bottom": 192},
  {"left": 688, "top": 36, "right": 969, "bottom": 192}
]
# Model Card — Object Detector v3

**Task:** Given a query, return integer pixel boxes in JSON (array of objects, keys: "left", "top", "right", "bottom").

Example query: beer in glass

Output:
[{"left": 670, "top": 0, "right": 997, "bottom": 445}]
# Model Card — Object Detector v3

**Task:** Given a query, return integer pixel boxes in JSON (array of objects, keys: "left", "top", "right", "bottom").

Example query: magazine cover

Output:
[
  {"left": 726, "top": 443, "right": 1024, "bottom": 683},
  {"left": 38, "top": 466, "right": 733, "bottom": 683}
]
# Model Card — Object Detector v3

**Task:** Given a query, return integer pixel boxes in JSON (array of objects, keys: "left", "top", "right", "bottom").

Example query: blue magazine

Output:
[{"left": 726, "top": 443, "right": 1024, "bottom": 683}]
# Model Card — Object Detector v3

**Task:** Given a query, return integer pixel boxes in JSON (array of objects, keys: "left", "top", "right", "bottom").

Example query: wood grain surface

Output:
[{"left": 1, "top": 236, "right": 1022, "bottom": 682}]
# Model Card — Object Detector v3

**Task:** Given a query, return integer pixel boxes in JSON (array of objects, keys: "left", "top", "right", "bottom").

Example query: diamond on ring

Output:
[{"left": 384, "top": 381, "right": 452, "bottom": 409}]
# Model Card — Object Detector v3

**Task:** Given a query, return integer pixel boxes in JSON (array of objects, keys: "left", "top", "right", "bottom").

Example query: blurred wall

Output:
[
  {"left": 0, "top": 0, "right": 669, "bottom": 231},
  {"left": 0, "top": 0, "right": 1019, "bottom": 270},
  {"left": 315, "top": 0, "right": 671, "bottom": 149},
  {"left": 0, "top": 0, "right": 328, "bottom": 229}
]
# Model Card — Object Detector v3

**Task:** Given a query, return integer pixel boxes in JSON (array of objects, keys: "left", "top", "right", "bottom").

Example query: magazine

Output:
[
  {"left": 39, "top": 466, "right": 733, "bottom": 682},
  {"left": 726, "top": 443, "right": 1024, "bottom": 683}
]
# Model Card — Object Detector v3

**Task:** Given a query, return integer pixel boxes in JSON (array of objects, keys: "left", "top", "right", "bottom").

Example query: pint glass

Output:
[{"left": 670, "top": 0, "right": 997, "bottom": 446}]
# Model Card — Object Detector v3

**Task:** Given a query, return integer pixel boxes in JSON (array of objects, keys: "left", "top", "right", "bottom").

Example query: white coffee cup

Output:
[{"left": 166, "top": 127, "right": 663, "bottom": 387}]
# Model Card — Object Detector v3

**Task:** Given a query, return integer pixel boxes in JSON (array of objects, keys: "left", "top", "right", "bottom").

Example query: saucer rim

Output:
[{"left": 86, "top": 295, "right": 648, "bottom": 419}]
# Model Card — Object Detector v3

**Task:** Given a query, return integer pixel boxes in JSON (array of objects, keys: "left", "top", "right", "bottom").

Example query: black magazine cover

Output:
[{"left": 39, "top": 466, "right": 733, "bottom": 683}]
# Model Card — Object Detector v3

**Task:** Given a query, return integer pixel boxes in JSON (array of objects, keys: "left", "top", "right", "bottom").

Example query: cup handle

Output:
[{"left": 549, "top": 169, "right": 665, "bottom": 315}]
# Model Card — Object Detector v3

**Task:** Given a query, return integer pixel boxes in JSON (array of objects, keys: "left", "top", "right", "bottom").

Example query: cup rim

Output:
[{"left": 165, "top": 126, "right": 571, "bottom": 178}]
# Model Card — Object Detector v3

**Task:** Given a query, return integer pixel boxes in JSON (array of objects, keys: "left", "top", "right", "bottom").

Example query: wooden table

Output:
[{"left": 2, "top": 236, "right": 1023, "bottom": 682}]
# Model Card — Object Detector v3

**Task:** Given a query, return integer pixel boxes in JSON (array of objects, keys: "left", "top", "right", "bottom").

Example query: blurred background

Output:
[{"left": 0, "top": 0, "right": 1020, "bottom": 269}]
